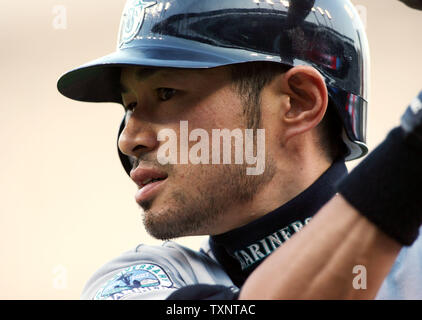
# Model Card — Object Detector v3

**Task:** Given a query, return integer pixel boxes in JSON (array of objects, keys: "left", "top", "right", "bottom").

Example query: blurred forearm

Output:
[{"left": 239, "top": 195, "right": 401, "bottom": 300}]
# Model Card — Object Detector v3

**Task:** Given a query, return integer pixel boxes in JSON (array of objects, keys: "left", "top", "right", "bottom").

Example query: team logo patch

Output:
[
  {"left": 95, "top": 263, "right": 174, "bottom": 300},
  {"left": 118, "top": 0, "right": 157, "bottom": 48}
]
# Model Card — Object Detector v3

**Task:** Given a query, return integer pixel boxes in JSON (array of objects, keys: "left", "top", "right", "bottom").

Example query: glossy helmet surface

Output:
[{"left": 57, "top": 0, "right": 370, "bottom": 175}]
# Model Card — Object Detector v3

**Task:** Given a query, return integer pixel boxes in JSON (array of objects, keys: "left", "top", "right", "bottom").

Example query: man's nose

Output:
[{"left": 118, "top": 113, "right": 158, "bottom": 159}]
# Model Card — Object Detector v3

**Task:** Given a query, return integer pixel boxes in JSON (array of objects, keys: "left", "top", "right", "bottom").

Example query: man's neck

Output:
[{"left": 212, "top": 153, "right": 332, "bottom": 235}]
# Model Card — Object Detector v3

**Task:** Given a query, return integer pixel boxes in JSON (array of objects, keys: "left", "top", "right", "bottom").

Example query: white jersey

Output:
[{"left": 81, "top": 241, "right": 235, "bottom": 300}]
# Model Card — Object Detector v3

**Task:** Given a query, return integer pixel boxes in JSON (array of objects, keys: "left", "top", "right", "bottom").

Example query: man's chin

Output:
[
  {"left": 140, "top": 201, "right": 206, "bottom": 240},
  {"left": 140, "top": 202, "right": 175, "bottom": 235},
  {"left": 142, "top": 212, "right": 183, "bottom": 241}
]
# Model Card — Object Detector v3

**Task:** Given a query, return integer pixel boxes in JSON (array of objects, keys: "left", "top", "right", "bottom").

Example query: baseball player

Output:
[{"left": 57, "top": 0, "right": 422, "bottom": 300}]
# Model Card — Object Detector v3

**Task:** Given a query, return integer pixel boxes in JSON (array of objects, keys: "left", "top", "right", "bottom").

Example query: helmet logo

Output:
[{"left": 118, "top": 0, "right": 157, "bottom": 47}]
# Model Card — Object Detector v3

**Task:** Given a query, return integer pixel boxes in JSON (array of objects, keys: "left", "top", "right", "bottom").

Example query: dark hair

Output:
[{"left": 229, "top": 62, "right": 347, "bottom": 161}]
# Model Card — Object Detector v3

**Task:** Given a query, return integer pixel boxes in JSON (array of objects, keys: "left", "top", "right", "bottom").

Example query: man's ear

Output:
[{"left": 279, "top": 66, "right": 328, "bottom": 143}]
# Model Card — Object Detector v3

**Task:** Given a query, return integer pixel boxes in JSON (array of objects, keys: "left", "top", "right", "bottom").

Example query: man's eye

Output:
[{"left": 157, "top": 88, "right": 177, "bottom": 101}]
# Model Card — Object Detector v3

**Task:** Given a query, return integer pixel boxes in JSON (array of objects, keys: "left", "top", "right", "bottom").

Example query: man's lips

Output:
[
  {"left": 130, "top": 166, "right": 168, "bottom": 203},
  {"left": 130, "top": 166, "right": 168, "bottom": 188}
]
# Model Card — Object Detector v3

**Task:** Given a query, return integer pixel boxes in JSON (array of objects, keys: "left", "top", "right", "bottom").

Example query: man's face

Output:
[{"left": 119, "top": 66, "right": 276, "bottom": 240}]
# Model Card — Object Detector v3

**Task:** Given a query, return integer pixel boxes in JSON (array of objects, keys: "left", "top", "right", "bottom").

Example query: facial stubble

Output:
[{"left": 140, "top": 155, "right": 276, "bottom": 240}]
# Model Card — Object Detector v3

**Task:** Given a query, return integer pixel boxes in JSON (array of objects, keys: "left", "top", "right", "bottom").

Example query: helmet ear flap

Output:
[{"left": 117, "top": 117, "right": 133, "bottom": 176}]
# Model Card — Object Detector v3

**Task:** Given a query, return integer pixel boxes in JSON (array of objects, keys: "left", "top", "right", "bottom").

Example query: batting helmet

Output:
[{"left": 57, "top": 0, "right": 370, "bottom": 175}]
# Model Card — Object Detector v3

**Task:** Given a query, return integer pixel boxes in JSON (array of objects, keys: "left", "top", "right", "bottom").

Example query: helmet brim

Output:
[{"left": 57, "top": 44, "right": 257, "bottom": 104}]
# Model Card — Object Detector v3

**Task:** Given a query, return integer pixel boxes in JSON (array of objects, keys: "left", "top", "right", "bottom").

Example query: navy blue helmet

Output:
[{"left": 57, "top": 0, "right": 370, "bottom": 175}]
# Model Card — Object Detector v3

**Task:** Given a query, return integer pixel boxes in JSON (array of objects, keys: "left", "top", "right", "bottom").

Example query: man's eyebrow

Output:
[{"left": 119, "top": 68, "right": 161, "bottom": 94}]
